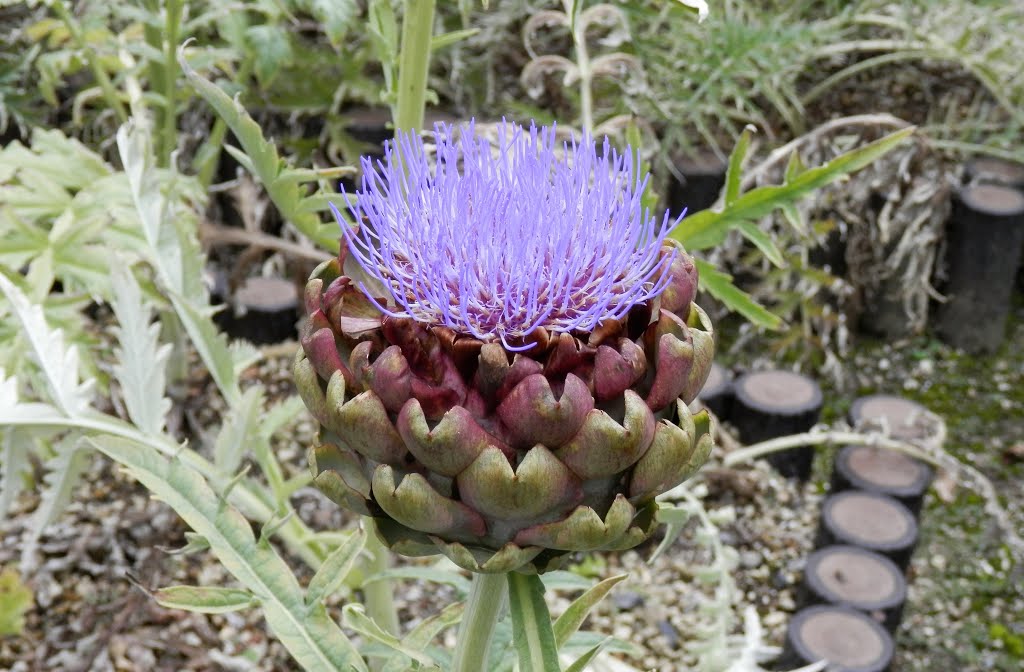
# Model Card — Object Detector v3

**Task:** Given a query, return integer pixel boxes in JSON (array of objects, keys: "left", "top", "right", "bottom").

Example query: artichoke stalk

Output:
[{"left": 294, "top": 121, "right": 715, "bottom": 574}]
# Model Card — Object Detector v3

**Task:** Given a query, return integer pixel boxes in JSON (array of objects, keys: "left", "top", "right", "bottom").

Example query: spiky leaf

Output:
[
  {"left": 89, "top": 435, "right": 367, "bottom": 672},
  {"left": 0, "top": 273, "right": 93, "bottom": 415},
  {"left": 110, "top": 264, "right": 171, "bottom": 436}
]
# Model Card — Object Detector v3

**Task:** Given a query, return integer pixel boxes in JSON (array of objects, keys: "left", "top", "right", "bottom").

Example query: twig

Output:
[{"left": 199, "top": 221, "right": 333, "bottom": 264}]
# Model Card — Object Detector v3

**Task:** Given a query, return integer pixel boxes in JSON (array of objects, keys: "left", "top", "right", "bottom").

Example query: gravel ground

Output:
[{"left": 1, "top": 299, "right": 1021, "bottom": 671}]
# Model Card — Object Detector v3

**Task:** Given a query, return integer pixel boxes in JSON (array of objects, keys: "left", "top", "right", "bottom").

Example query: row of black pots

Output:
[{"left": 699, "top": 370, "right": 936, "bottom": 671}]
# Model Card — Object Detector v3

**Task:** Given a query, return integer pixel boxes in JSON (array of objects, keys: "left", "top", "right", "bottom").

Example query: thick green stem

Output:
[
  {"left": 160, "top": 0, "right": 184, "bottom": 167},
  {"left": 451, "top": 572, "right": 507, "bottom": 672},
  {"left": 362, "top": 518, "right": 400, "bottom": 637},
  {"left": 50, "top": 0, "right": 128, "bottom": 123},
  {"left": 565, "top": 0, "right": 594, "bottom": 132},
  {"left": 394, "top": 0, "right": 437, "bottom": 133}
]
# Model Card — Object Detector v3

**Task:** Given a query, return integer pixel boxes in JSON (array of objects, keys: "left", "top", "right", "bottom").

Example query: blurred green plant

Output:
[{"left": 0, "top": 566, "right": 33, "bottom": 637}]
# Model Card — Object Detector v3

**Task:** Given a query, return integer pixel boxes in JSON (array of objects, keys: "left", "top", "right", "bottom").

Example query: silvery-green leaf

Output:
[
  {"left": 0, "top": 430, "right": 28, "bottom": 518},
  {"left": 380, "top": 602, "right": 463, "bottom": 672},
  {"left": 89, "top": 435, "right": 366, "bottom": 672},
  {"left": 306, "top": 526, "right": 366, "bottom": 607},
  {"left": 177, "top": 47, "right": 341, "bottom": 253},
  {"left": 155, "top": 585, "right": 258, "bottom": 614},
  {"left": 507, "top": 573, "right": 561, "bottom": 672},
  {"left": 553, "top": 574, "right": 628, "bottom": 649},
  {"left": 22, "top": 435, "right": 91, "bottom": 570},
  {"left": 116, "top": 121, "right": 241, "bottom": 405},
  {"left": 110, "top": 264, "right": 171, "bottom": 436},
  {"left": 562, "top": 637, "right": 612, "bottom": 672},
  {"left": 0, "top": 273, "right": 93, "bottom": 415},
  {"left": 342, "top": 603, "right": 437, "bottom": 667},
  {"left": 213, "top": 386, "right": 265, "bottom": 475}
]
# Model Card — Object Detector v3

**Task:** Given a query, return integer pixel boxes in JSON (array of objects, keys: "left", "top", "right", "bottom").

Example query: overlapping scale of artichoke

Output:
[{"left": 294, "top": 244, "right": 715, "bottom": 573}]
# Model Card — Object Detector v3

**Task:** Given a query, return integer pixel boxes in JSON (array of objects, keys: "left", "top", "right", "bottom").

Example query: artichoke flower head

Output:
[{"left": 294, "top": 120, "right": 715, "bottom": 573}]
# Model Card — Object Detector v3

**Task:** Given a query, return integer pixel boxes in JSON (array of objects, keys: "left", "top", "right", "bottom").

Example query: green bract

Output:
[{"left": 294, "top": 249, "right": 714, "bottom": 574}]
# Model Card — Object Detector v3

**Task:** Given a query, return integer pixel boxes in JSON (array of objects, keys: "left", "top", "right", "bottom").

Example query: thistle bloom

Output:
[
  {"left": 295, "top": 120, "right": 714, "bottom": 573},
  {"left": 335, "top": 121, "right": 677, "bottom": 350}
]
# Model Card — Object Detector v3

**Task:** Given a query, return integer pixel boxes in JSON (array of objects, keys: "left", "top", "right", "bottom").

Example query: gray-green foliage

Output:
[{"left": 0, "top": 208, "right": 370, "bottom": 667}]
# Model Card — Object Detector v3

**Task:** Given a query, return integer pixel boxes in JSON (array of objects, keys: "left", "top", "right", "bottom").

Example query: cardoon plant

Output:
[{"left": 293, "top": 120, "right": 714, "bottom": 667}]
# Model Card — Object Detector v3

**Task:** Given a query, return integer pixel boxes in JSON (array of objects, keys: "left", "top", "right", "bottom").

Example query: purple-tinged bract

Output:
[{"left": 333, "top": 121, "right": 678, "bottom": 350}]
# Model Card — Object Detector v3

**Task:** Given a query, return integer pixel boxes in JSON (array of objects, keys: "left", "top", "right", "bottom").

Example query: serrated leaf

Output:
[
  {"left": 0, "top": 273, "right": 93, "bottom": 415},
  {"left": 306, "top": 527, "right": 366, "bottom": 606},
  {"left": 116, "top": 122, "right": 241, "bottom": 404},
  {"left": 343, "top": 604, "right": 437, "bottom": 667},
  {"left": 507, "top": 573, "right": 561, "bottom": 672},
  {"left": 88, "top": 435, "right": 367, "bottom": 672},
  {"left": 213, "top": 385, "right": 265, "bottom": 475},
  {"left": 178, "top": 47, "right": 340, "bottom": 253},
  {"left": 246, "top": 24, "right": 294, "bottom": 87},
  {"left": 672, "top": 127, "right": 915, "bottom": 250},
  {"left": 260, "top": 395, "right": 305, "bottom": 439},
  {"left": 305, "top": 0, "right": 358, "bottom": 48},
  {"left": 22, "top": 436, "right": 91, "bottom": 569},
  {"left": 110, "top": 264, "right": 171, "bottom": 435},
  {"left": 695, "top": 259, "right": 783, "bottom": 330},
  {"left": 553, "top": 574, "right": 627, "bottom": 649},
  {"left": 155, "top": 585, "right": 258, "bottom": 614}
]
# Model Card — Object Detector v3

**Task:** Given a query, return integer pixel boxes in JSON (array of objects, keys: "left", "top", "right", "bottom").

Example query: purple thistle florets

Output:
[{"left": 331, "top": 120, "right": 680, "bottom": 350}]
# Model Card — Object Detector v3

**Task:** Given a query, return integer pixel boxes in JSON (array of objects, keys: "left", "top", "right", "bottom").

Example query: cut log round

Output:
[
  {"left": 935, "top": 183, "right": 1024, "bottom": 353},
  {"left": 697, "top": 361, "right": 734, "bottom": 422},
  {"left": 800, "top": 545, "right": 907, "bottom": 633},
  {"left": 781, "top": 605, "right": 895, "bottom": 672},
  {"left": 217, "top": 276, "right": 299, "bottom": 344},
  {"left": 849, "top": 394, "right": 932, "bottom": 441},
  {"left": 816, "top": 491, "right": 918, "bottom": 571},
  {"left": 964, "top": 156, "right": 1024, "bottom": 192},
  {"left": 731, "top": 370, "right": 823, "bottom": 480},
  {"left": 832, "top": 445, "right": 932, "bottom": 516}
]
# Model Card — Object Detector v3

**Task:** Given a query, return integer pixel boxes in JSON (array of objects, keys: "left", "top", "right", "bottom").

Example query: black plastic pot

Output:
[{"left": 935, "top": 184, "right": 1024, "bottom": 353}]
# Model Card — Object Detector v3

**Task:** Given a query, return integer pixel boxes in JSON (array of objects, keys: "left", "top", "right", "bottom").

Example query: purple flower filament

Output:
[{"left": 332, "top": 120, "right": 679, "bottom": 350}]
